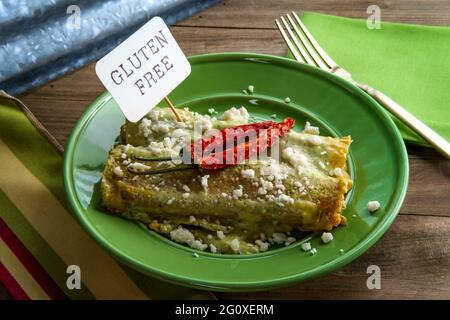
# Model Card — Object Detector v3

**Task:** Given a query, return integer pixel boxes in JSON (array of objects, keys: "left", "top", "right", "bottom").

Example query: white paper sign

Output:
[{"left": 95, "top": 17, "right": 191, "bottom": 122}]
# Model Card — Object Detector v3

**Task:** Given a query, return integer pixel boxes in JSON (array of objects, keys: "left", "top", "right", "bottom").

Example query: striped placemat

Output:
[{"left": 0, "top": 91, "right": 215, "bottom": 300}]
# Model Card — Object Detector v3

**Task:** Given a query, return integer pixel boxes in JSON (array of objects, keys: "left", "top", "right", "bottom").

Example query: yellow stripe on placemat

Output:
[
  {"left": 0, "top": 238, "right": 50, "bottom": 300},
  {"left": 0, "top": 138, "right": 149, "bottom": 300}
]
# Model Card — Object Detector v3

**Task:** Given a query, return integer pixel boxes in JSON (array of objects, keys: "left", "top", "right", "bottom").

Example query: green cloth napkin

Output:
[{"left": 290, "top": 12, "right": 450, "bottom": 146}]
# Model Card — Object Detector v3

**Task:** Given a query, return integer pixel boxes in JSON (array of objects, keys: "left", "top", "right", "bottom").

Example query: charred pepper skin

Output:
[{"left": 198, "top": 117, "right": 295, "bottom": 170}]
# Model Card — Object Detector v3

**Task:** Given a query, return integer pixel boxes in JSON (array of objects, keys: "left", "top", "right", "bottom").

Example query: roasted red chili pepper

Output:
[
  {"left": 190, "top": 120, "right": 276, "bottom": 161},
  {"left": 198, "top": 117, "right": 295, "bottom": 170},
  {"left": 130, "top": 117, "right": 295, "bottom": 174}
]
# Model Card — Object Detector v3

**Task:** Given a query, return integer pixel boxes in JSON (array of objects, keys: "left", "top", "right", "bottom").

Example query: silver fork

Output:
[{"left": 276, "top": 12, "right": 450, "bottom": 159}]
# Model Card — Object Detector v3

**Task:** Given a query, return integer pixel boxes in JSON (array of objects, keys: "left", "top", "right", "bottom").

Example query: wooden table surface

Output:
[{"left": 11, "top": 0, "right": 450, "bottom": 299}]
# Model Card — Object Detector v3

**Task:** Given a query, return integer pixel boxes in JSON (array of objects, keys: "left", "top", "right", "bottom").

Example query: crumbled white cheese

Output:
[
  {"left": 282, "top": 147, "right": 309, "bottom": 167},
  {"left": 282, "top": 147, "right": 294, "bottom": 159},
  {"left": 189, "top": 239, "right": 208, "bottom": 251},
  {"left": 301, "top": 242, "right": 312, "bottom": 252},
  {"left": 113, "top": 166, "right": 123, "bottom": 178},
  {"left": 171, "top": 128, "right": 187, "bottom": 139},
  {"left": 200, "top": 117, "right": 213, "bottom": 132},
  {"left": 182, "top": 185, "right": 191, "bottom": 192},
  {"left": 247, "top": 85, "right": 254, "bottom": 93},
  {"left": 271, "top": 114, "right": 277, "bottom": 119},
  {"left": 222, "top": 107, "right": 249, "bottom": 122},
  {"left": 230, "top": 238, "right": 240, "bottom": 253},
  {"left": 309, "top": 248, "right": 317, "bottom": 255},
  {"left": 209, "top": 244, "right": 217, "bottom": 253},
  {"left": 329, "top": 168, "right": 344, "bottom": 177},
  {"left": 306, "top": 135, "right": 322, "bottom": 146},
  {"left": 163, "top": 136, "right": 175, "bottom": 149},
  {"left": 257, "top": 187, "right": 268, "bottom": 195},
  {"left": 177, "top": 121, "right": 187, "bottom": 129},
  {"left": 221, "top": 192, "right": 228, "bottom": 198},
  {"left": 148, "top": 145, "right": 162, "bottom": 156},
  {"left": 123, "top": 144, "right": 131, "bottom": 153},
  {"left": 303, "top": 121, "right": 320, "bottom": 135},
  {"left": 367, "top": 200, "right": 381, "bottom": 212},
  {"left": 152, "top": 123, "right": 170, "bottom": 134},
  {"left": 241, "top": 169, "right": 255, "bottom": 179},
  {"left": 148, "top": 109, "right": 160, "bottom": 121},
  {"left": 277, "top": 194, "right": 294, "bottom": 204},
  {"left": 285, "top": 237, "right": 296, "bottom": 246},
  {"left": 232, "top": 186, "right": 243, "bottom": 199},
  {"left": 217, "top": 230, "right": 225, "bottom": 240},
  {"left": 170, "top": 227, "right": 208, "bottom": 251},
  {"left": 189, "top": 216, "right": 196, "bottom": 223},
  {"left": 294, "top": 181, "right": 302, "bottom": 188},
  {"left": 208, "top": 108, "right": 216, "bottom": 115},
  {"left": 321, "top": 232, "right": 333, "bottom": 244},
  {"left": 127, "top": 162, "right": 151, "bottom": 173},
  {"left": 201, "top": 175, "right": 210, "bottom": 191},
  {"left": 284, "top": 97, "right": 291, "bottom": 103},
  {"left": 207, "top": 234, "right": 213, "bottom": 239},
  {"left": 170, "top": 226, "right": 195, "bottom": 243},
  {"left": 255, "top": 240, "right": 269, "bottom": 252},
  {"left": 120, "top": 153, "right": 127, "bottom": 159},
  {"left": 138, "top": 118, "right": 152, "bottom": 137},
  {"left": 272, "top": 233, "right": 287, "bottom": 244},
  {"left": 260, "top": 160, "right": 286, "bottom": 181},
  {"left": 275, "top": 183, "right": 285, "bottom": 190},
  {"left": 260, "top": 179, "right": 274, "bottom": 190},
  {"left": 167, "top": 197, "right": 175, "bottom": 205}
]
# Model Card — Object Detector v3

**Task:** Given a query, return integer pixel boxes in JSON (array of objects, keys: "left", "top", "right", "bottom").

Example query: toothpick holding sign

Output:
[{"left": 95, "top": 17, "right": 190, "bottom": 122}]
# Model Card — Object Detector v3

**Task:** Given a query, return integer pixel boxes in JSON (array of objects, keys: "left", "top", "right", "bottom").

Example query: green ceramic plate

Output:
[{"left": 63, "top": 53, "right": 408, "bottom": 292}]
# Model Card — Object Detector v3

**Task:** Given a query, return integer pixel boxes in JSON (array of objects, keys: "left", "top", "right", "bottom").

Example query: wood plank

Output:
[
  {"left": 178, "top": 0, "right": 450, "bottom": 28},
  {"left": 218, "top": 214, "right": 450, "bottom": 299},
  {"left": 402, "top": 150, "right": 450, "bottom": 216}
]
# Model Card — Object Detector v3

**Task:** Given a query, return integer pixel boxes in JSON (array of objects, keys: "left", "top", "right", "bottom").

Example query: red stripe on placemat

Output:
[
  {"left": 0, "top": 261, "right": 30, "bottom": 300},
  {"left": 0, "top": 218, "right": 68, "bottom": 300}
]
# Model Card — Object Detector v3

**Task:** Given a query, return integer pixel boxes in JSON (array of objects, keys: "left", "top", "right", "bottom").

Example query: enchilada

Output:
[{"left": 101, "top": 106, "right": 352, "bottom": 254}]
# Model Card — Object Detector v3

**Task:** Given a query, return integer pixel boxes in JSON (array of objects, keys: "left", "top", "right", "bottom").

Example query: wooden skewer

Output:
[{"left": 164, "top": 96, "right": 183, "bottom": 122}]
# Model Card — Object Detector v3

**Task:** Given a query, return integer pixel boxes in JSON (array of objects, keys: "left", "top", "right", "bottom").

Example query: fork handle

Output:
[{"left": 356, "top": 83, "right": 450, "bottom": 159}]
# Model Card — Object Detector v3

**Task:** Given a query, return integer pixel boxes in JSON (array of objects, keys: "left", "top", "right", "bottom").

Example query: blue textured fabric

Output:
[{"left": 0, "top": 0, "right": 220, "bottom": 95}]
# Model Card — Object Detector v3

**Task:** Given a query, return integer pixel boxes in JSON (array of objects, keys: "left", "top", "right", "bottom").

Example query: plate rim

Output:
[{"left": 63, "top": 52, "right": 409, "bottom": 291}]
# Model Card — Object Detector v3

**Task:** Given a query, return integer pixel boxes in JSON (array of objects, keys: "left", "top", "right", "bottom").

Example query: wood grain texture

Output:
[
  {"left": 8, "top": 0, "right": 450, "bottom": 300},
  {"left": 179, "top": 0, "right": 450, "bottom": 28},
  {"left": 217, "top": 215, "right": 450, "bottom": 300}
]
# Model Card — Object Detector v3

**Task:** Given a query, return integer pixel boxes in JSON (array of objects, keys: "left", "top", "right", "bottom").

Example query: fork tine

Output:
[
  {"left": 291, "top": 11, "right": 338, "bottom": 69},
  {"left": 286, "top": 13, "right": 329, "bottom": 70},
  {"left": 275, "top": 19, "right": 305, "bottom": 63},
  {"left": 279, "top": 16, "right": 315, "bottom": 65}
]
